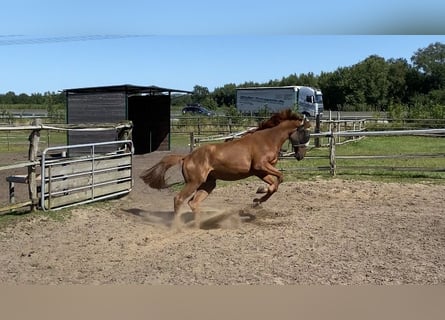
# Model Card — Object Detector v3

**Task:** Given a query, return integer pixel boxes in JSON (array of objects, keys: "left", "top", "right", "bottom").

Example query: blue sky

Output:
[{"left": 1, "top": 0, "right": 445, "bottom": 94}]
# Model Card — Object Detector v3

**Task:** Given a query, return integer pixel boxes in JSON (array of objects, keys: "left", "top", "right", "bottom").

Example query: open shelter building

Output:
[{"left": 64, "top": 84, "right": 191, "bottom": 154}]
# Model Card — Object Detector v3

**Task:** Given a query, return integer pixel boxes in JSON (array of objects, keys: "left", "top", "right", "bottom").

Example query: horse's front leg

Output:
[
  {"left": 253, "top": 161, "right": 283, "bottom": 183},
  {"left": 253, "top": 174, "right": 280, "bottom": 206}
]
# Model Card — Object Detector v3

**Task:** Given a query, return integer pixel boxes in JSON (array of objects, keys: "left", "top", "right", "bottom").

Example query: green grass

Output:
[
  {"left": 0, "top": 207, "right": 72, "bottom": 231},
  {"left": 277, "top": 136, "right": 445, "bottom": 183},
  {"left": 0, "top": 197, "right": 119, "bottom": 231},
  {"left": 0, "top": 130, "right": 67, "bottom": 154},
  {"left": 170, "top": 132, "right": 193, "bottom": 149}
]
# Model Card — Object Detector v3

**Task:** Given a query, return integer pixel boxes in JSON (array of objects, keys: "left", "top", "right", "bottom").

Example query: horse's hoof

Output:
[
  {"left": 256, "top": 186, "right": 268, "bottom": 194},
  {"left": 171, "top": 220, "right": 183, "bottom": 232},
  {"left": 252, "top": 199, "right": 261, "bottom": 208}
]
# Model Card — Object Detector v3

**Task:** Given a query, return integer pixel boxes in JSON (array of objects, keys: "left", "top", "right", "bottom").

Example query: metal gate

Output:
[{"left": 40, "top": 140, "right": 133, "bottom": 211}]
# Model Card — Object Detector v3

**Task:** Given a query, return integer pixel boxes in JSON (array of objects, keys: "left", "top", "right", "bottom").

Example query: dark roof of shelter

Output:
[{"left": 63, "top": 84, "right": 192, "bottom": 95}]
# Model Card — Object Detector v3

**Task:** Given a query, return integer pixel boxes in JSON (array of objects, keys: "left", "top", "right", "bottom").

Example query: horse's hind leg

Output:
[
  {"left": 173, "top": 182, "right": 200, "bottom": 230},
  {"left": 253, "top": 174, "right": 279, "bottom": 206},
  {"left": 188, "top": 177, "right": 216, "bottom": 228}
]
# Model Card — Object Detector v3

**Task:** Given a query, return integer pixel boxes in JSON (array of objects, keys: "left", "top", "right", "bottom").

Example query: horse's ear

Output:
[{"left": 303, "top": 117, "right": 311, "bottom": 129}]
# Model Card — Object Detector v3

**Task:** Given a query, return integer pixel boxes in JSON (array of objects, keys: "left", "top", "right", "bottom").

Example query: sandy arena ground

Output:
[{"left": 0, "top": 151, "right": 444, "bottom": 284}]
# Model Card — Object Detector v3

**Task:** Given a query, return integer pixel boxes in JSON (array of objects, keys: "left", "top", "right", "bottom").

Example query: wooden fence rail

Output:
[
  {"left": 297, "top": 128, "right": 445, "bottom": 176},
  {"left": 190, "top": 125, "right": 445, "bottom": 177}
]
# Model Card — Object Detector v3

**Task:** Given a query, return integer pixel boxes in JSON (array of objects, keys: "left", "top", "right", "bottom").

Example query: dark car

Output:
[{"left": 181, "top": 104, "right": 214, "bottom": 116}]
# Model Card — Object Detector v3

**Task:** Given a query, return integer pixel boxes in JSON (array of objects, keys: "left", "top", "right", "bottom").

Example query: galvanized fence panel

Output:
[{"left": 40, "top": 140, "right": 133, "bottom": 211}]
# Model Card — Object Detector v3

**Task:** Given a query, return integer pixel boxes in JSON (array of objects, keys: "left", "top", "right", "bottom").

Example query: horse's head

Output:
[{"left": 289, "top": 117, "right": 311, "bottom": 161}]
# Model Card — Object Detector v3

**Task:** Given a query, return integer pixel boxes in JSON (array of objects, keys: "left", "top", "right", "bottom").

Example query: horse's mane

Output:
[
  {"left": 257, "top": 109, "right": 304, "bottom": 131},
  {"left": 224, "top": 109, "right": 304, "bottom": 140}
]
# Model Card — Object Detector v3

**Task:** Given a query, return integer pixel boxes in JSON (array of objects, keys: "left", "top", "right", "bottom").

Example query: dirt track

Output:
[{"left": 0, "top": 151, "right": 444, "bottom": 284}]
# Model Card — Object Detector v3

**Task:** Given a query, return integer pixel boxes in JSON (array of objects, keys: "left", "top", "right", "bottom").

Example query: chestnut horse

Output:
[{"left": 140, "top": 109, "right": 311, "bottom": 228}]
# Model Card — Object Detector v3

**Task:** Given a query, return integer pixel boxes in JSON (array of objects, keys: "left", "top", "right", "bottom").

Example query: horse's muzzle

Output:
[{"left": 293, "top": 146, "right": 307, "bottom": 161}]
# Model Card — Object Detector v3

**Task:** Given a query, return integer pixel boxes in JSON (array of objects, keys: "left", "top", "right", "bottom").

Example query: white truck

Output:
[{"left": 236, "top": 86, "right": 323, "bottom": 118}]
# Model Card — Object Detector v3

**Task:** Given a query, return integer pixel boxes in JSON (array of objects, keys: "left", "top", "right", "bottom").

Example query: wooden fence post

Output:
[
  {"left": 117, "top": 123, "right": 133, "bottom": 152},
  {"left": 329, "top": 131, "right": 336, "bottom": 176},
  {"left": 314, "top": 114, "right": 321, "bottom": 147},
  {"left": 117, "top": 126, "right": 132, "bottom": 141},
  {"left": 28, "top": 119, "right": 41, "bottom": 211},
  {"left": 189, "top": 132, "right": 194, "bottom": 152}
]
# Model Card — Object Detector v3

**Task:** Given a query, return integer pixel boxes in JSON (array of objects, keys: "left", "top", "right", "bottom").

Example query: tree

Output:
[
  {"left": 191, "top": 85, "right": 210, "bottom": 104},
  {"left": 387, "top": 58, "right": 410, "bottom": 104},
  {"left": 350, "top": 55, "right": 390, "bottom": 110},
  {"left": 296, "top": 72, "right": 319, "bottom": 88},
  {"left": 411, "top": 42, "right": 445, "bottom": 90},
  {"left": 318, "top": 70, "right": 347, "bottom": 110},
  {"left": 212, "top": 84, "right": 236, "bottom": 108},
  {"left": 3, "top": 91, "right": 17, "bottom": 104},
  {"left": 278, "top": 73, "right": 300, "bottom": 86}
]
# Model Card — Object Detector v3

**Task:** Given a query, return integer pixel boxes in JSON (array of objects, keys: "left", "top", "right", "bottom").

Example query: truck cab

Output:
[{"left": 297, "top": 86, "right": 323, "bottom": 118}]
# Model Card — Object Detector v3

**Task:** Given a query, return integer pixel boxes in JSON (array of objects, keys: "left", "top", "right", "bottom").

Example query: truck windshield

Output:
[{"left": 315, "top": 95, "right": 323, "bottom": 103}]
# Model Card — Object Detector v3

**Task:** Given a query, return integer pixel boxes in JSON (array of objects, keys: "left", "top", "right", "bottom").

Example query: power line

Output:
[{"left": 0, "top": 34, "right": 152, "bottom": 46}]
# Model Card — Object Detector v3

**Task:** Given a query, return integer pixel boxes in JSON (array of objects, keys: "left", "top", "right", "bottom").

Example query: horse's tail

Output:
[{"left": 140, "top": 154, "right": 185, "bottom": 189}]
